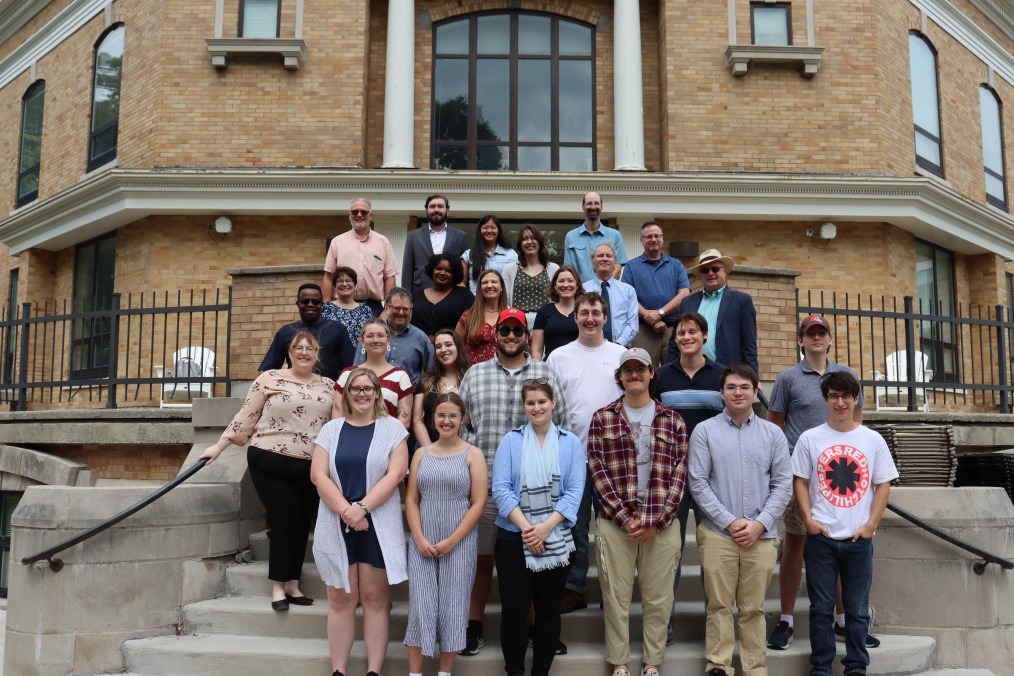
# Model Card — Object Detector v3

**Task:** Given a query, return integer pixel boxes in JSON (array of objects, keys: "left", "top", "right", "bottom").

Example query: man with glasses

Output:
[
  {"left": 402, "top": 194, "right": 470, "bottom": 294},
  {"left": 354, "top": 287, "right": 433, "bottom": 385},
  {"left": 622, "top": 221, "right": 691, "bottom": 366},
  {"left": 667, "top": 249, "right": 758, "bottom": 374},
  {"left": 547, "top": 291, "right": 626, "bottom": 616},
  {"left": 582, "top": 243, "right": 639, "bottom": 348},
  {"left": 587, "top": 347, "right": 687, "bottom": 676},
  {"left": 689, "top": 364, "right": 791, "bottom": 676},
  {"left": 792, "top": 371, "right": 896, "bottom": 676},
  {"left": 259, "top": 283, "right": 353, "bottom": 381},
  {"left": 322, "top": 197, "right": 399, "bottom": 316},
  {"left": 457, "top": 307, "right": 571, "bottom": 656},
  {"left": 767, "top": 314, "right": 871, "bottom": 651}
]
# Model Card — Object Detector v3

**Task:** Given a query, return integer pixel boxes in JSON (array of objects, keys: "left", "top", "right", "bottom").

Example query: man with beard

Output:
[
  {"left": 402, "top": 194, "right": 470, "bottom": 293},
  {"left": 259, "top": 283, "right": 353, "bottom": 381},
  {"left": 457, "top": 308, "right": 571, "bottom": 657},
  {"left": 353, "top": 287, "right": 433, "bottom": 386},
  {"left": 564, "top": 191, "right": 627, "bottom": 283},
  {"left": 322, "top": 197, "right": 398, "bottom": 316}
]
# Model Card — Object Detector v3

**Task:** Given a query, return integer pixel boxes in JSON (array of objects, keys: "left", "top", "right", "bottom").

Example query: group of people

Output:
[{"left": 198, "top": 192, "right": 898, "bottom": 676}]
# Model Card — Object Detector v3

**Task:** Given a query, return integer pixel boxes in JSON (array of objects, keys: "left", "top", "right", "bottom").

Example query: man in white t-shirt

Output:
[
  {"left": 547, "top": 291, "right": 626, "bottom": 617},
  {"left": 792, "top": 371, "right": 898, "bottom": 676}
]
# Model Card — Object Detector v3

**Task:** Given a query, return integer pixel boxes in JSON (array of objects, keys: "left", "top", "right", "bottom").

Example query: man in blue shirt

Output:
[
  {"left": 259, "top": 283, "right": 354, "bottom": 381},
  {"left": 581, "top": 242, "right": 638, "bottom": 347},
  {"left": 622, "top": 220, "right": 691, "bottom": 366},
  {"left": 564, "top": 191, "right": 628, "bottom": 283},
  {"left": 354, "top": 287, "right": 433, "bottom": 385}
]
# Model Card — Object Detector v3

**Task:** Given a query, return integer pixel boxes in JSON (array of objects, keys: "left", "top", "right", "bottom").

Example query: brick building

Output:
[{"left": 0, "top": 0, "right": 1011, "bottom": 399}]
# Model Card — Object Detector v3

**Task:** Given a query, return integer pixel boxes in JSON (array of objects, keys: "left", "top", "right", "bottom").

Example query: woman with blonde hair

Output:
[
  {"left": 312, "top": 367, "right": 409, "bottom": 676},
  {"left": 456, "top": 269, "right": 507, "bottom": 366},
  {"left": 336, "top": 318, "right": 414, "bottom": 430},
  {"left": 200, "top": 331, "right": 333, "bottom": 611}
]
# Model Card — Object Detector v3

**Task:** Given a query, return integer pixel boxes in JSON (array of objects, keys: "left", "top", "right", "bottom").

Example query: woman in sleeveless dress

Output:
[{"left": 404, "top": 392, "right": 487, "bottom": 675}]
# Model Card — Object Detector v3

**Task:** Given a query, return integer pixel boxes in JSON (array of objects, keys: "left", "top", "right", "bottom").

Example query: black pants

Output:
[
  {"left": 495, "top": 535, "right": 569, "bottom": 676},
  {"left": 247, "top": 446, "right": 318, "bottom": 582}
]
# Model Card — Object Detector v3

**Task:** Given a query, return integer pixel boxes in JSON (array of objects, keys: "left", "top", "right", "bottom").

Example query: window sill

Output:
[
  {"left": 724, "top": 45, "right": 824, "bottom": 78},
  {"left": 80, "top": 157, "right": 118, "bottom": 182},
  {"left": 205, "top": 37, "right": 306, "bottom": 71},
  {"left": 914, "top": 165, "right": 952, "bottom": 188}
]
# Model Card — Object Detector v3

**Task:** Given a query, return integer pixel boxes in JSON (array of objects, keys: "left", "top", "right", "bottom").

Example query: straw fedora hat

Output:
[{"left": 688, "top": 249, "right": 735, "bottom": 275}]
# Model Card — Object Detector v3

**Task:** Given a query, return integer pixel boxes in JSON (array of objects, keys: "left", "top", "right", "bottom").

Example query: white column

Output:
[
  {"left": 372, "top": 215, "right": 411, "bottom": 280},
  {"left": 382, "top": 0, "right": 416, "bottom": 168},
  {"left": 613, "top": 0, "right": 646, "bottom": 171}
]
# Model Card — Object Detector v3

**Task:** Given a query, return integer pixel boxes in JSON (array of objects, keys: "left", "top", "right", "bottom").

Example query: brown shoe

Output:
[{"left": 559, "top": 590, "right": 587, "bottom": 614}]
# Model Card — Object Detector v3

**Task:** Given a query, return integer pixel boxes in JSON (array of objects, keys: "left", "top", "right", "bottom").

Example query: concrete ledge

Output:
[
  {"left": 0, "top": 445, "right": 93, "bottom": 487},
  {"left": 0, "top": 408, "right": 193, "bottom": 445}
]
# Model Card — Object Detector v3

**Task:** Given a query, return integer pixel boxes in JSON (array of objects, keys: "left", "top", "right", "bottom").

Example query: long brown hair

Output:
[
  {"left": 463, "top": 269, "right": 507, "bottom": 338},
  {"left": 421, "top": 329, "right": 469, "bottom": 396}
]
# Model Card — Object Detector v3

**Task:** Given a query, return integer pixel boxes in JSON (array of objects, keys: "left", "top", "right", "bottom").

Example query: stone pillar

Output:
[
  {"left": 372, "top": 215, "right": 411, "bottom": 287},
  {"left": 382, "top": 0, "right": 416, "bottom": 168},
  {"left": 613, "top": 0, "right": 646, "bottom": 171}
]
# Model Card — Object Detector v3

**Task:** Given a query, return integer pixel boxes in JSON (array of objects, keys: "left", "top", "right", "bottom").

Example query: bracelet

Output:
[{"left": 353, "top": 500, "right": 371, "bottom": 515}]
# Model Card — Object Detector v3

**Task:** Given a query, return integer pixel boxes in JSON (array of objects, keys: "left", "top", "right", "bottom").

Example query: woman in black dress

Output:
[
  {"left": 530, "top": 264, "right": 581, "bottom": 360},
  {"left": 411, "top": 253, "right": 474, "bottom": 338}
]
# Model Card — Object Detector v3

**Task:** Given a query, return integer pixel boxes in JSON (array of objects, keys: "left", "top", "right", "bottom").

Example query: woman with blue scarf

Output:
[{"left": 491, "top": 379, "right": 586, "bottom": 676}]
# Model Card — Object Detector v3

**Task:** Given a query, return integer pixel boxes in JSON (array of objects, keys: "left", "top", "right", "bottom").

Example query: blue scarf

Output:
[{"left": 520, "top": 422, "right": 574, "bottom": 572}]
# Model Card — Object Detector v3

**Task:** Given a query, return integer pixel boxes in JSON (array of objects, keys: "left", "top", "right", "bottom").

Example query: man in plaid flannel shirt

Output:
[{"left": 587, "top": 347, "right": 688, "bottom": 676}]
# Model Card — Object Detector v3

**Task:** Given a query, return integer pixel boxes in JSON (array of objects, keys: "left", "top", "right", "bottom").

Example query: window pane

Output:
[
  {"left": 477, "top": 145, "right": 509, "bottom": 170},
  {"left": 476, "top": 59, "right": 509, "bottom": 142},
  {"left": 18, "top": 174, "right": 38, "bottom": 200},
  {"left": 559, "top": 60, "right": 592, "bottom": 142},
  {"left": 433, "top": 145, "right": 467, "bottom": 170},
  {"left": 915, "top": 130, "right": 941, "bottom": 167},
  {"left": 19, "top": 83, "right": 44, "bottom": 174},
  {"left": 436, "top": 19, "right": 469, "bottom": 54},
  {"left": 434, "top": 59, "right": 468, "bottom": 141},
  {"left": 90, "top": 126, "right": 117, "bottom": 162},
  {"left": 909, "top": 35, "right": 940, "bottom": 137},
  {"left": 559, "top": 146, "right": 593, "bottom": 172},
  {"left": 477, "top": 14, "right": 509, "bottom": 54},
  {"left": 518, "top": 15, "right": 551, "bottom": 55},
  {"left": 980, "top": 87, "right": 1004, "bottom": 176},
  {"left": 92, "top": 27, "right": 124, "bottom": 132},
  {"left": 518, "top": 146, "right": 551, "bottom": 170},
  {"left": 242, "top": 0, "right": 278, "bottom": 38},
  {"left": 559, "top": 20, "right": 591, "bottom": 56},
  {"left": 753, "top": 7, "right": 790, "bottom": 45},
  {"left": 987, "top": 172, "right": 1005, "bottom": 202},
  {"left": 518, "top": 60, "right": 551, "bottom": 142}
]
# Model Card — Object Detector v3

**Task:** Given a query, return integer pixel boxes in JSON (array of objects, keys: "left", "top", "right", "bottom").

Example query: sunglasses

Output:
[
  {"left": 350, "top": 209, "right": 371, "bottom": 216},
  {"left": 522, "top": 377, "right": 550, "bottom": 387},
  {"left": 297, "top": 298, "right": 323, "bottom": 306},
  {"left": 497, "top": 326, "right": 526, "bottom": 337},
  {"left": 700, "top": 266, "right": 725, "bottom": 274}
]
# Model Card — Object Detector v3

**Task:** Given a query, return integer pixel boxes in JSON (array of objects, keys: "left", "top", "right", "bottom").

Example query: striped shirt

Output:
[
  {"left": 336, "top": 366, "right": 413, "bottom": 418},
  {"left": 587, "top": 398, "right": 688, "bottom": 530}
]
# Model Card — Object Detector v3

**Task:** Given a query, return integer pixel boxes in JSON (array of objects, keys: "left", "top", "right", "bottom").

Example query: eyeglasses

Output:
[
  {"left": 350, "top": 209, "right": 371, "bottom": 216},
  {"left": 640, "top": 234, "right": 663, "bottom": 241},
  {"left": 335, "top": 278, "right": 355, "bottom": 286},
  {"left": 722, "top": 384, "right": 755, "bottom": 393},
  {"left": 620, "top": 365, "right": 650, "bottom": 376},
  {"left": 292, "top": 346, "right": 318, "bottom": 354},
  {"left": 700, "top": 266, "right": 725, "bottom": 274},
  {"left": 387, "top": 305, "right": 410, "bottom": 313},
  {"left": 498, "top": 326, "right": 526, "bottom": 337},
  {"left": 522, "top": 377, "right": 549, "bottom": 387},
  {"left": 825, "top": 393, "right": 856, "bottom": 402},
  {"left": 349, "top": 386, "right": 377, "bottom": 396},
  {"left": 297, "top": 298, "right": 323, "bottom": 306}
]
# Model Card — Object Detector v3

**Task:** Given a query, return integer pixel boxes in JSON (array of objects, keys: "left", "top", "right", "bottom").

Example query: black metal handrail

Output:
[
  {"left": 886, "top": 502, "right": 1014, "bottom": 575},
  {"left": 20, "top": 459, "right": 208, "bottom": 572}
]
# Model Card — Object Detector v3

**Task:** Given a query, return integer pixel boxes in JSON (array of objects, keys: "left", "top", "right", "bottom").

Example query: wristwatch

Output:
[{"left": 353, "top": 500, "right": 371, "bottom": 515}]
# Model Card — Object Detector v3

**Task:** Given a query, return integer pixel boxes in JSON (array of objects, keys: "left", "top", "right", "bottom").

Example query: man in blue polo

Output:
[
  {"left": 622, "top": 220, "right": 691, "bottom": 366},
  {"left": 564, "top": 191, "right": 628, "bottom": 283}
]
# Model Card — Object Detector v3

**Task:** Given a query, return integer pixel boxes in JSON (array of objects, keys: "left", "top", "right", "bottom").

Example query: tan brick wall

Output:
[{"left": 48, "top": 442, "right": 190, "bottom": 480}]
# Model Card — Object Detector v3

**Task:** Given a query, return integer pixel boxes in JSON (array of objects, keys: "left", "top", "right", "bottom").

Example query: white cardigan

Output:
[{"left": 312, "top": 415, "right": 408, "bottom": 591}]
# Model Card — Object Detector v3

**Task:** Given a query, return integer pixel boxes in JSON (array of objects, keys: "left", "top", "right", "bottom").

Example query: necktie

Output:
[{"left": 600, "top": 281, "right": 613, "bottom": 341}]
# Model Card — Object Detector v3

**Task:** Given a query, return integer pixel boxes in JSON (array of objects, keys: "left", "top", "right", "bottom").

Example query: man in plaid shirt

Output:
[
  {"left": 587, "top": 347, "right": 688, "bottom": 676},
  {"left": 457, "top": 307, "right": 571, "bottom": 656}
]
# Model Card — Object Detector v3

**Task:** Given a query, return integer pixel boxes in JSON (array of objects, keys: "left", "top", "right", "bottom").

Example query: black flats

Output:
[
  {"left": 270, "top": 599, "right": 288, "bottom": 611},
  {"left": 285, "top": 594, "right": 314, "bottom": 606}
]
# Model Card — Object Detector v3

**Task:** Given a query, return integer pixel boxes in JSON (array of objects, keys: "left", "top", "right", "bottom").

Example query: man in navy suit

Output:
[
  {"left": 667, "top": 249, "right": 758, "bottom": 374},
  {"left": 401, "top": 194, "right": 470, "bottom": 293}
]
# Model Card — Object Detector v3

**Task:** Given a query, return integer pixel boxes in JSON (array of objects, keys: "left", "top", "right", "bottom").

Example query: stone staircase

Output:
[{"left": 112, "top": 519, "right": 992, "bottom": 676}]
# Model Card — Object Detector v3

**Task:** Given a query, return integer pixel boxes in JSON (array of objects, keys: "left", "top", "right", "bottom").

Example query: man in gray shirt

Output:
[{"left": 689, "top": 363, "right": 792, "bottom": 676}]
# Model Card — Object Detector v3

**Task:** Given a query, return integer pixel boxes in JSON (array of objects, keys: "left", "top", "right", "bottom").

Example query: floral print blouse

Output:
[{"left": 221, "top": 370, "right": 336, "bottom": 459}]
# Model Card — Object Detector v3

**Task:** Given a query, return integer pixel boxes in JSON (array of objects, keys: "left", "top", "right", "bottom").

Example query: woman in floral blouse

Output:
[{"left": 200, "top": 330, "right": 335, "bottom": 611}]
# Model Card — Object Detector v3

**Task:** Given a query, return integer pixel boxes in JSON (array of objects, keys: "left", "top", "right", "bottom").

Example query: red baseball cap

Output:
[{"left": 497, "top": 307, "right": 528, "bottom": 329}]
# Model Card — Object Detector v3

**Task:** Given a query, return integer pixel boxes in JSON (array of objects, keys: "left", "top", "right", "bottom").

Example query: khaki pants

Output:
[
  {"left": 697, "top": 525, "right": 779, "bottom": 676},
  {"left": 632, "top": 323, "right": 673, "bottom": 366},
  {"left": 597, "top": 516, "right": 681, "bottom": 667}
]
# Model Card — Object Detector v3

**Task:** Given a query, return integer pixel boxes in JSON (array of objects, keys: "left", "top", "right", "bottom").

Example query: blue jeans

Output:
[
  {"left": 565, "top": 469, "right": 594, "bottom": 594},
  {"left": 804, "top": 533, "right": 873, "bottom": 676}
]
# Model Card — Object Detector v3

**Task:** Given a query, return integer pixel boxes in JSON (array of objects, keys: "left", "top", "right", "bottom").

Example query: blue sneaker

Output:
[{"left": 767, "top": 620, "right": 793, "bottom": 649}]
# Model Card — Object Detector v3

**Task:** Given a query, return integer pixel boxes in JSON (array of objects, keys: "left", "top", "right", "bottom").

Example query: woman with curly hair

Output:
[{"left": 411, "top": 253, "right": 475, "bottom": 338}]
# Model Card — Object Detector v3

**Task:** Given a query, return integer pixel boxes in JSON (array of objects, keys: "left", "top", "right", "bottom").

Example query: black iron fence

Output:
[
  {"left": 0, "top": 289, "right": 231, "bottom": 410},
  {"left": 797, "top": 290, "right": 1014, "bottom": 413}
]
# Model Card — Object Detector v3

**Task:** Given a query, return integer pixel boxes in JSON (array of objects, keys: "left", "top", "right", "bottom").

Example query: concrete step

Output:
[
  {"left": 120, "top": 633, "right": 936, "bottom": 675},
  {"left": 182, "top": 594, "right": 815, "bottom": 643},
  {"left": 913, "top": 671, "right": 997, "bottom": 676},
  {"left": 225, "top": 560, "right": 801, "bottom": 605}
]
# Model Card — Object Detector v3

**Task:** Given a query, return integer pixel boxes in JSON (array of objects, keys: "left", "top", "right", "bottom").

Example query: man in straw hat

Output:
[{"left": 667, "top": 249, "right": 758, "bottom": 374}]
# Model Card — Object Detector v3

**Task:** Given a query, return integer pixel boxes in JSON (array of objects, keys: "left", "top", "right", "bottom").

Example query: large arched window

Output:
[
  {"left": 908, "top": 32, "right": 944, "bottom": 177},
  {"left": 88, "top": 24, "right": 124, "bottom": 172},
  {"left": 980, "top": 85, "right": 1007, "bottom": 211},
  {"left": 431, "top": 12, "right": 595, "bottom": 172},
  {"left": 16, "top": 80, "right": 45, "bottom": 207}
]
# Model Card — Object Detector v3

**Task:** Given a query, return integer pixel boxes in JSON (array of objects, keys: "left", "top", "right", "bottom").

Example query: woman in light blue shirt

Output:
[{"left": 462, "top": 215, "right": 518, "bottom": 294}]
